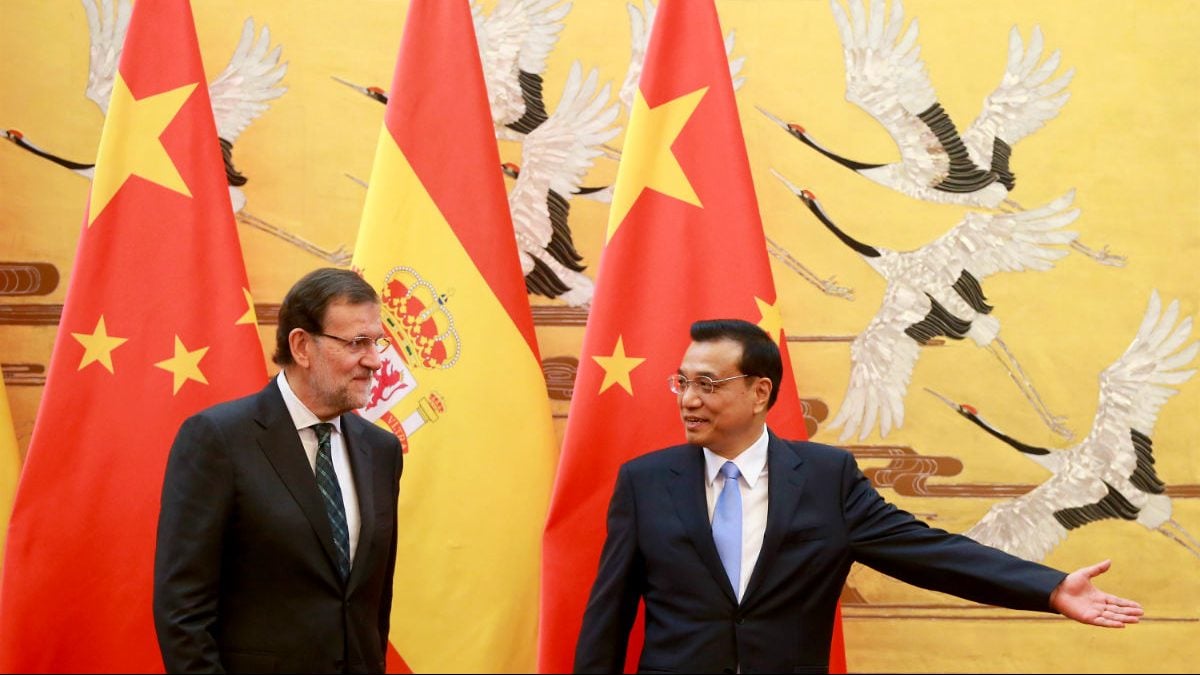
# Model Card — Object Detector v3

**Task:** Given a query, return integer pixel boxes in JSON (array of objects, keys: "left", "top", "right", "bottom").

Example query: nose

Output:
[
  {"left": 679, "top": 384, "right": 703, "bottom": 408},
  {"left": 361, "top": 348, "right": 383, "bottom": 371}
]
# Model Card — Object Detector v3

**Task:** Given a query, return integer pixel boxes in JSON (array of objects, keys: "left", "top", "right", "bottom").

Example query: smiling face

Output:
[
  {"left": 676, "top": 338, "right": 772, "bottom": 459},
  {"left": 287, "top": 298, "right": 384, "bottom": 419}
]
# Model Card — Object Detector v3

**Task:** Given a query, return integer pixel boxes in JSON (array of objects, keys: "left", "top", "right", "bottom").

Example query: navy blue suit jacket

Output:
[
  {"left": 574, "top": 431, "right": 1066, "bottom": 673},
  {"left": 154, "top": 379, "right": 402, "bottom": 673}
]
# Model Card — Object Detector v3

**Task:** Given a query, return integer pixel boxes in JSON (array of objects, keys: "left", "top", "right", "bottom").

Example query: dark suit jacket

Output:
[
  {"left": 574, "top": 431, "right": 1067, "bottom": 674},
  {"left": 154, "top": 379, "right": 403, "bottom": 674}
]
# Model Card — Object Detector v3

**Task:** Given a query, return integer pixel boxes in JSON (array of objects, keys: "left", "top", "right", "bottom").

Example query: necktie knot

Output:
[
  {"left": 312, "top": 422, "right": 333, "bottom": 450},
  {"left": 720, "top": 460, "right": 741, "bottom": 482}
]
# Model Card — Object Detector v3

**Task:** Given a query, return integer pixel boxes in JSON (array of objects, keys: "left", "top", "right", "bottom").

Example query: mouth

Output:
[{"left": 682, "top": 415, "right": 709, "bottom": 431}]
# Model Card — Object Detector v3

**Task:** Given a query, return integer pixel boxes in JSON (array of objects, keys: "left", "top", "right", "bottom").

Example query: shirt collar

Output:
[
  {"left": 703, "top": 425, "right": 769, "bottom": 488},
  {"left": 276, "top": 371, "right": 343, "bottom": 435}
]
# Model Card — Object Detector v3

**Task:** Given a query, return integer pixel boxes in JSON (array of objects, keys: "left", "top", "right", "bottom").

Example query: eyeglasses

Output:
[
  {"left": 315, "top": 332, "right": 392, "bottom": 353},
  {"left": 667, "top": 373, "right": 751, "bottom": 395}
]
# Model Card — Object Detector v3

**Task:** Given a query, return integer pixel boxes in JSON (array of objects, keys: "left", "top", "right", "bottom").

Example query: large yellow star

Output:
[
  {"left": 592, "top": 336, "right": 646, "bottom": 396},
  {"left": 236, "top": 287, "right": 258, "bottom": 326},
  {"left": 88, "top": 74, "right": 198, "bottom": 226},
  {"left": 155, "top": 335, "right": 210, "bottom": 394},
  {"left": 72, "top": 316, "right": 128, "bottom": 373},
  {"left": 755, "top": 297, "right": 784, "bottom": 345},
  {"left": 607, "top": 87, "right": 708, "bottom": 241}
]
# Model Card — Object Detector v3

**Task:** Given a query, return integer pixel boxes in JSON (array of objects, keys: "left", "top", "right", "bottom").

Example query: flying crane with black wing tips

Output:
[
  {"left": 926, "top": 290, "right": 1200, "bottom": 562},
  {"left": 758, "top": 0, "right": 1123, "bottom": 267},
  {"left": 473, "top": 0, "right": 572, "bottom": 140},
  {"left": 504, "top": 61, "right": 620, "bottom": 307},
  {"left": 772, "top": 169, "right": 1079, "bottom": 442}
]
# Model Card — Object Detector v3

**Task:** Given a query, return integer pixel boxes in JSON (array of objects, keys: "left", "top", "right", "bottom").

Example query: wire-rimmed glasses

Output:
[
  {"left": 315, "top": 332, "right": 392, "bottom": 353},
  {"left": 667, "top": 373, "right": 750, "bottom": 395}
]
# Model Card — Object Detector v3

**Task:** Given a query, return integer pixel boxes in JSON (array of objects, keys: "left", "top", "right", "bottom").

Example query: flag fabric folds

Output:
[
  {"left": 0, "top": 374, "right": 18, "bottom": 570},
  {"left": 538, "top": 0, "right": 846, "bottom": 672},
  {"left": 0, "top": 1, "right": 267, "bottom": 670},
  {"left": 351, "top": 0, "right": 558, "bottom": 671}
]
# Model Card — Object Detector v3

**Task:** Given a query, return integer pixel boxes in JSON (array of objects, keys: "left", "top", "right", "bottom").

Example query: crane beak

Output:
[
  {"left": 330, "top": 75, "right": 368, "bottom": 95},
  {"left": 755, "top": 105, "right": 790, "bottom": 131},
  {"left": 923, "top": 387, "right": 960, "bottom": 411},
  {"left": 769, "top": 168, "right": 805, "bottom": 197}
]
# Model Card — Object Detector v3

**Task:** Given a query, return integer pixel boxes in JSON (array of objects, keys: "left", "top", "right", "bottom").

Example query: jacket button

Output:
[{"left": 736, "top": 617, "right": 745, "bottom": 625}]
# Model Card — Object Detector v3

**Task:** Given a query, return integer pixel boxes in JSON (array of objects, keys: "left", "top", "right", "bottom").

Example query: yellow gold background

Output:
[{"left": 2, "top": 1, "right": 1197, "bottom": 672}]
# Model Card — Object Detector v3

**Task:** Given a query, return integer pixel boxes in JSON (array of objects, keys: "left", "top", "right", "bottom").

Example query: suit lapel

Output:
[
  {"left": 742, "top": 432, "right": 806, "bottom": 605},
  {"left": 666, "top": 447, "right": 739, "bottom": 605},
  {"left": 254, "top": 381, "right": 344, "bottom": 582},
  {"left": 342, "top": 414, "right": 376, "bottom": 592}
]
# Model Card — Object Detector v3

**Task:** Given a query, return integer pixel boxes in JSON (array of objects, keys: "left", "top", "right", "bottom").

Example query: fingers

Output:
[
  {"left": 1095, "top": 601, "right": 1142, "bottom": 628},
  {"left": 1082, "top": 559, "right": 1112, "bottom": 579},
  {"left": 1108, "top": 596, "right": 1143, "bottom": 612}
]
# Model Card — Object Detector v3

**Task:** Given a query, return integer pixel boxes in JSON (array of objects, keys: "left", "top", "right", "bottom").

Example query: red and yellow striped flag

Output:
[
  {"left": 351, "top": 1, "right": 558, "bottom": 671},
  {"left": 539, "top": 0, "right": 846, "bottom": 671},
  {"left": 0, "top": 1, "right": 267, "bottom": 671}
]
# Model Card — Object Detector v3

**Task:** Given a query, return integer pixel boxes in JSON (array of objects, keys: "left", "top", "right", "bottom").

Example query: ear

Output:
[
  {"left": 753, "top": 376, "right": 772, "bottom": 414},
  {"left": 289, "top": 328, "right": 313, "bottom": 368}
]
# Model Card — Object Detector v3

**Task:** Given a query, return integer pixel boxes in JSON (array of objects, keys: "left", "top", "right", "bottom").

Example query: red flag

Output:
[
  {"left": 538, "top": 0, "right": 846, "bottom": 672},
  {"left": 0, "top": 1, "right": 267, "bottom": 670}
]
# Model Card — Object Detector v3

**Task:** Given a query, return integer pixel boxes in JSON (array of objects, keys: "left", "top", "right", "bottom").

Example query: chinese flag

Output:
[
  {"left": 0, "top": 1, "right": 267, "bottom": 671},
  {"left": 538, "top": 0, "right": 846, "bottom": 672},
  {"left": 351, "top": 0, "right": 558, "bottom": 672}
]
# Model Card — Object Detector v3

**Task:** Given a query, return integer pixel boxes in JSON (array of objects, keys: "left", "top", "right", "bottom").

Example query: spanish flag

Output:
[
  {"left": 351, "top": 1, "right": 558, "bottom": 671},
  {"left": 0, "top": 1, "right": 267, "bottom": 670},
  {"left": 538, "top": 0, "right": 846, "bottom": 671}
]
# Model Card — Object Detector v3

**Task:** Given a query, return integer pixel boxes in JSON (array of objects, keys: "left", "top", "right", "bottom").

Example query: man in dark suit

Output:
[
  {"left": 574, "top": 318, "right": 1142, "bottom": 674},
  {"left": 154, "top": 268, "right": 403, "bottom": 673}
]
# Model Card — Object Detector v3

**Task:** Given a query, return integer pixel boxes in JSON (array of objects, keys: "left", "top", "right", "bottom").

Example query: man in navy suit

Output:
[
  {"left": 574, "top": 318, "right": 1142, "bottom": 674},
  {"left": 154, "top": 268, "right": 403, "bottom": 673}
]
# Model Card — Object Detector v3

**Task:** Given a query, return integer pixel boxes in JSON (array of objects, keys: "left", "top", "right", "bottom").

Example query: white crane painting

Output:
[
  {"left": 927, "top": 290, "right": 1199, "bottom": 562},
  {"left": 772, "top": 170, "right": 1080, "bottom": 441}
]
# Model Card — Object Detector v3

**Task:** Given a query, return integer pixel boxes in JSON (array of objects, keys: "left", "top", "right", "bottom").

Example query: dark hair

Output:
[
  {"left": 690, "top": 318, "right": 782, "bottom": 409},
  {"left": 273, "top": 268, "right": 379, "bottom": 366}
]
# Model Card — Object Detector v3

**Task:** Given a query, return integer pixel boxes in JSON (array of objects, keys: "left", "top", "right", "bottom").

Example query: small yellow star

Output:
[
  {"left": 593, "top": 336, "right": 646, "bottom": 395},
  {"left": 72, "top": 316, "right": 128, "bottom": 373},
  {"left": 155, "top": 335, "right": 210, "bottom": 394},
  {"left": 755, "top": 297, "right": 784, "bottom": 345},
  {"left": 607, "top": 87, "right": 708, "bottom": 241},
  {"left": 236, "top": 287, "right": 258, "bottom": 326},
  {"left": 88, "top": 74, "right": 198, "bottom": 226}
]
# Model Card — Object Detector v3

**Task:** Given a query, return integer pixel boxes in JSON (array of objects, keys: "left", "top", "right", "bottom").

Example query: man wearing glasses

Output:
[
  {"left": 154, "top": 267, "right": 403, "bottom": 673},
  {"left": 574, "top": 318, "right": 1142, "bottom": 674}
]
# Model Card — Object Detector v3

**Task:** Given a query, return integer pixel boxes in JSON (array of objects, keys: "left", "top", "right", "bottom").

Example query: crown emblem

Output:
[{"left": 379, "top": 265, "right": 460, "bottom": 370}]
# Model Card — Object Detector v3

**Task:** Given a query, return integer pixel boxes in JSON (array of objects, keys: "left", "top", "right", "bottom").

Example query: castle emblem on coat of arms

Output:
[{"left": 358, "top": 265, "right": 459, "bottom": 451}]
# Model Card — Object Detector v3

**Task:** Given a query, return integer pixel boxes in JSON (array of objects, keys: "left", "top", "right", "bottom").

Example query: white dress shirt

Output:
[
  {"left": 703, "top": 425, "right": 769, "bottom": 602},
  {"left": 277, "top": 372, "right": 361, "bottom": 563}
]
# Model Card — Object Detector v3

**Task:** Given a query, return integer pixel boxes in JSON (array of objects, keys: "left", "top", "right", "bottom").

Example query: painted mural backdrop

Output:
[{"left": 2, "top": 1, "right": 1197, "bottom": 672}]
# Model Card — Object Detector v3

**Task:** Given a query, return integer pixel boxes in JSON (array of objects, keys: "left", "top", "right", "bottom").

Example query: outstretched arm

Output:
[{"left": 1049, "top": 559, "right": 1143, "bottom": 628}]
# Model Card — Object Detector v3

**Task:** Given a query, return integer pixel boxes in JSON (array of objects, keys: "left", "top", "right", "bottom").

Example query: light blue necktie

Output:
[
  {"left": 712, "top": 461, "right": 743, "bottom": 596},
  {"left": 313, "top": 423, "right": 351, "bottom": 581}
]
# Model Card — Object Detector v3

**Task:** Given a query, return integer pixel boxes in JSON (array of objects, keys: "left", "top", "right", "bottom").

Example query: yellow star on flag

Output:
[
  {"left": 755, "top": 296, "right": 784, "bottom": 345},
  {"left": 607, "top": 87, "right": 708, "bottom": 241},
  {"left": 155, "top": 335, "right": 210, "bottom": 394},
  {"left": 71, "top": 316, "right": 129, "bottom": 373},
  {"left": 88, "top": 74, "right": 198, "bottom": 226},
  {"left": 593, "top": 336, "right": 646, "bottom": 395},
  {"left": 236, "top": 287, "right": 258, "bottom": 326}
]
